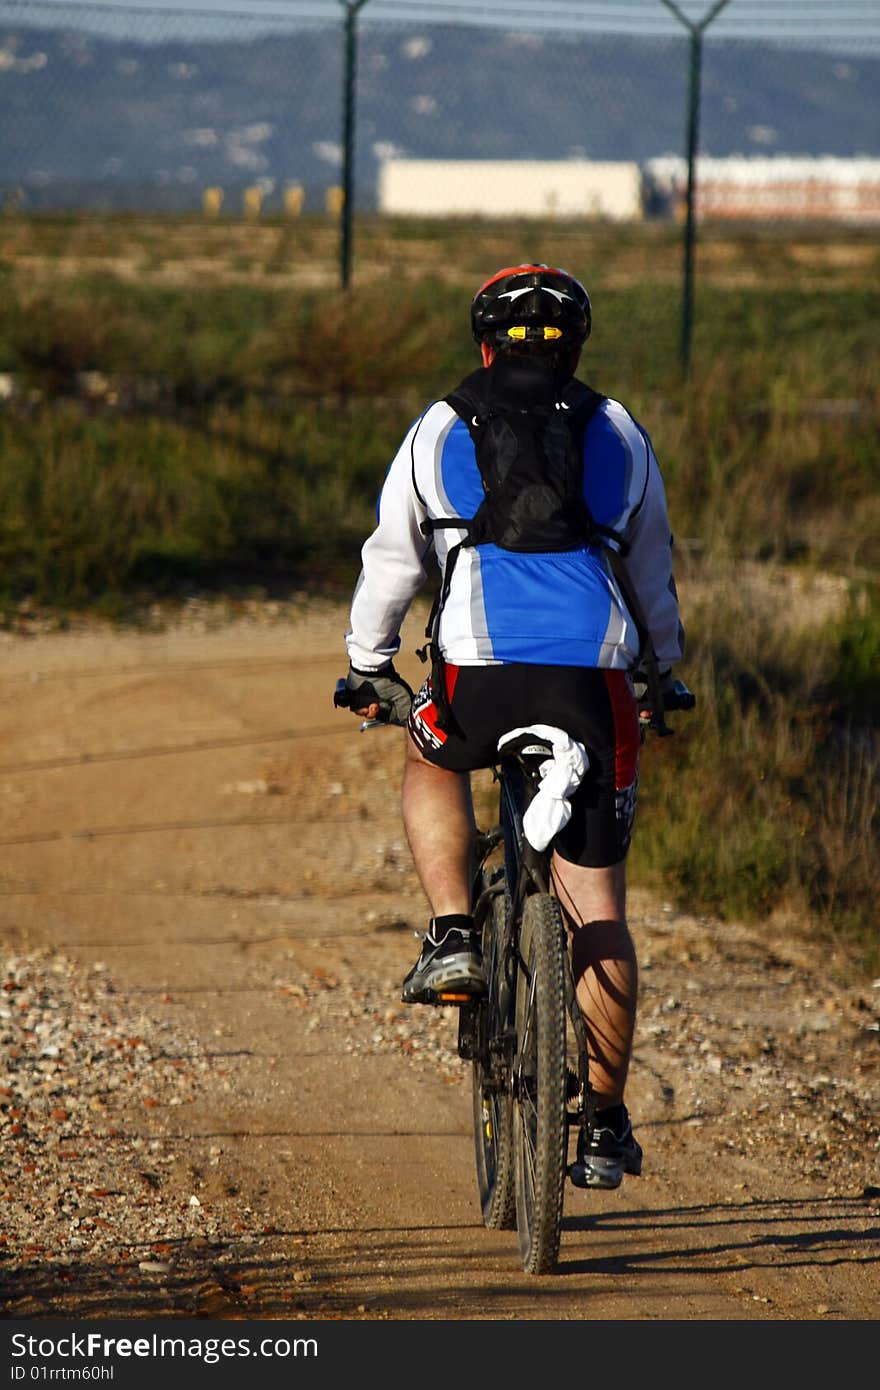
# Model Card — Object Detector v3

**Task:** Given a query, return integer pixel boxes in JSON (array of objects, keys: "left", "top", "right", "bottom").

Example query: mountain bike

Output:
[
  {"left": 335, "top": 669, "right": 694, "bottom": 1273},
  {"left": 456, "top": 679, "right": 695, "bottom": 1274}
]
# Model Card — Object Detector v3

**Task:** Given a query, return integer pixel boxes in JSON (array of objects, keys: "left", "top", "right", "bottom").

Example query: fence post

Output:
[
  {"left": 340, "top": 0, "right": 369, "bottom": 290},
  {"left": 660, "top": 0, "right": 730, "bottom": 372}
]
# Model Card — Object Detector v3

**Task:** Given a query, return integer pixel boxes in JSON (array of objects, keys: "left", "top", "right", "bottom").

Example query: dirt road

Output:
[{"left": 0, "top": 598, "right": 877, "bottom": 1322}]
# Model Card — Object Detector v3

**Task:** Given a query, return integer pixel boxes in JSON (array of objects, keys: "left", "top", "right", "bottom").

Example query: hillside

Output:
[{"left": 1, "top": 20, "right": 878, "bottom": 210}]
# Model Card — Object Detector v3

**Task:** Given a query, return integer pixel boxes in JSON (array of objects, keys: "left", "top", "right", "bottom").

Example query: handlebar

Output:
[{"left": 334, "top": 671, "right": 695, "bottom": 736}]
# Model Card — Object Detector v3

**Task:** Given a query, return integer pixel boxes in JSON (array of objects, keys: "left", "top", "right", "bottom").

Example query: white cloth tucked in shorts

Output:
[{"left": 497, "top": 724, "right": 589, "bottom": 853}]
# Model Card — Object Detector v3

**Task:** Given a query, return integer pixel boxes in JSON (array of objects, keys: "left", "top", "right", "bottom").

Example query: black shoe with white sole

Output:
[
  {"left": 401, "top": 916, "right": 485, "bottom": 1005},
  {"left": 569, "top": 1105, "right": 643, "bottom": 1190}
]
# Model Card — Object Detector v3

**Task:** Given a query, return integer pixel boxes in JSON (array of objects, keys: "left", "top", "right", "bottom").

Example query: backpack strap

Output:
[
  {"left": 556, "top": 381, "right": 631, "bottom": 554},
  {"left": 414, "top": 375, "right": 489, "bottom": 729},
  {"left": 416, "top": 373, "right": 489, "bottom": 553},
  {"left": 415, "top": 527, "right": 470, "bottom": 736}
]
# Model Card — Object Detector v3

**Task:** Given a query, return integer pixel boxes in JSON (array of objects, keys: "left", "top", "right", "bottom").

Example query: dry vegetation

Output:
[{"left": 0, "top": 212, "right": 877, "bottom": 967}]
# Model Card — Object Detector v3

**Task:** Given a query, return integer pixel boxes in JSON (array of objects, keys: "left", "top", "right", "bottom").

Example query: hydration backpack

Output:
[{"left": 416, "top": 353, "right": 627, "bottom": 731}]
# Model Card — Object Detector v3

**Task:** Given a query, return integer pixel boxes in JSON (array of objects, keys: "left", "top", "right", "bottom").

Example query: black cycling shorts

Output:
[{"left": 407, "top": 662, "right": 640, "bottom": 868}]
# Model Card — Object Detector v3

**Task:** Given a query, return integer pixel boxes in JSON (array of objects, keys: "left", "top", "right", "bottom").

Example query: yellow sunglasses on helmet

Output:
[{"left": 506, "top": 325, "right": 564, "bottom": 341}]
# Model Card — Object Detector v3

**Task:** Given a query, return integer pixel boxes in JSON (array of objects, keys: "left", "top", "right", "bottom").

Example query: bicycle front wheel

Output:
[{"left": 513, "top": 892, "right": 568, "bottom": 1274}]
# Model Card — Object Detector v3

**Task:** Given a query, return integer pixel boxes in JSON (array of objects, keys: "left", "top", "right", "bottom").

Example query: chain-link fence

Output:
[
  {"left": 3, "top": 0, "right": 878, "bottom": 214},
  {"left": 2, "top": 0, "right": 879, "bottom": 362}
]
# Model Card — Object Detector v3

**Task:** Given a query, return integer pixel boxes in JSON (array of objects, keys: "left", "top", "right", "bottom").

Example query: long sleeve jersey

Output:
[{"left": 346, "top": 387, "right": 684, "bottom": 676}]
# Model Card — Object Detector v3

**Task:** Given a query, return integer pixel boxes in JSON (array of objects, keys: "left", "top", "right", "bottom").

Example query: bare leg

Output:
[
  {"left": 550, "top": 856, "right": 637, "bottom": 1109},
  {"left": 401, "top": 735, "right": 474, "bottom": 917},
  {"left": 400, "top": 733, "right": 636, "bottom": 1096}
]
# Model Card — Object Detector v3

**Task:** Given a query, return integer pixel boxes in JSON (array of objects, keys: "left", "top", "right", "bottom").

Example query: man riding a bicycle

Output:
[{"left": 338, "top": 263, "right": 685, "bottom": 1190}]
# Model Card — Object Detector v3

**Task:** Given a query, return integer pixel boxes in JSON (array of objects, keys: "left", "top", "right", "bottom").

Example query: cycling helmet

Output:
[{"left": 470, "top": 263, "right": 592, "bottom": 350}]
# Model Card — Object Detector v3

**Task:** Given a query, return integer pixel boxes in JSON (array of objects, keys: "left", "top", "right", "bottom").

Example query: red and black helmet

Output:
[{"left": 470, "top": 263, "right": 592, "bottom": 350}]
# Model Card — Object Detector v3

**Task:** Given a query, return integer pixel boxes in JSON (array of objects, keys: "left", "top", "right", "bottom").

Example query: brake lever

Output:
[{"left": 637, "top": 679, "right": 696, "bottom": 737}]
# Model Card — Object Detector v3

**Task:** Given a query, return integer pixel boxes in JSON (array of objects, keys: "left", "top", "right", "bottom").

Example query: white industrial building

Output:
[
  {"left": 378, "top": 158, "right": 643, "bottom": 221},
  {"left": 644, "top": 156, "right": 880, "bottom": 223},
  {"left": 378, "top": 155, "right": 880, "bottom": 225}
]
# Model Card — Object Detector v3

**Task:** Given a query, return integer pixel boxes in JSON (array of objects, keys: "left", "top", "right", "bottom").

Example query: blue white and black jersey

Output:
[{"left": 345, "top": 388, "right": 684, "bottom": 675}]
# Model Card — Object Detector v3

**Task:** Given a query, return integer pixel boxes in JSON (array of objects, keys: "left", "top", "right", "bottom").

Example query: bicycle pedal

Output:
[
  {"left": 457, "top": 1000, "right": 479, "bottom": 1059},
  {"left": 435, "top": 990, "right": 473, "bottom": 1006}
]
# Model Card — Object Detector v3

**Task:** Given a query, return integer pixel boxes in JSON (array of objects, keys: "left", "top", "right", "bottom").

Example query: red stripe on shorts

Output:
[
  {"left": 419, "top": 662, "right": 460, "bottom": 743},
  {"left": 604, "top": 670, "right": 640, "bottom": 790},
  {"left": 443, "top": 661, "right": 460, "bottom": 704}
]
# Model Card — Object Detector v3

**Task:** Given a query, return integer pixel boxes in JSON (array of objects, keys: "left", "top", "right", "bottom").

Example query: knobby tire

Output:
[{"left": 513, "top": 892, "right": 568, "bottom": 1274}]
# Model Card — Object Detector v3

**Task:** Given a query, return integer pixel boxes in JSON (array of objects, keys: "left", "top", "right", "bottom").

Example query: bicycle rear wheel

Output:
[
  {"left": 513, "top": 892, "right": 568, "bottom": 1274},
  {"left": 472, "top": 882, "right": 516, "bottom": 1230}
]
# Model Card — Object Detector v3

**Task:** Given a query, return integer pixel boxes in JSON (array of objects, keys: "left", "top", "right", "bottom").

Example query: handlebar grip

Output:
[
  {"left": 333, "top": 678, "right": 391, "bottom": 721},
  {"left": 663, "top": 680, "right": 696, "bottom": 712}
]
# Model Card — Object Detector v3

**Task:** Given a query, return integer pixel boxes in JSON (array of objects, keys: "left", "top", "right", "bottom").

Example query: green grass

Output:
[
  {"left": 0, "top": 397, "right": 400, "bottom": 605},
  {"left": 628, "top": 573, "right": 880, "bottom": 973},
  {"left": 0, "top": 214, "right": 877, "bottom": 972},
  {"left": 2, "top": 270, "right": 875, "bottom": 582}
]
